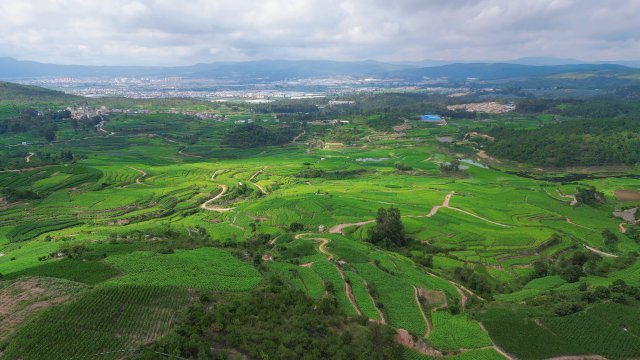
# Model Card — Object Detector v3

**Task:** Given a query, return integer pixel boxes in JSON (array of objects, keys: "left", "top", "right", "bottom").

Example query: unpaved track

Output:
[
  {"left": 294, "top": 233, "right": 334, "bottom": 260},
  {"left": 428, "top": 192, "right": 454, "bottom": 217},
  {"left": 25, "top": 152, "right": 34, "bottom": 163},
  {"left": 413, "top": 286, "right": 431, "bottom": 338},
  {"left": 478, "top": 322, "right": 515, "bottom": 360},
  {"left": 292, "top": 130, "right": 306, "bottom": 143},
  {"left": 556, "top": 189, "right": 578, "bottom": 206},
  {"left": 335, "top": 264, "right": 363, "bottom": 316},
  {"left": 127, "top": 167, "right": 148, "bottom": 185},
  {"left": 565, "top": 217, "right": 594, "bottom": 230},
  {"left": 329, "top": 220, "right": 375, "bottom": 235},
  {"left": 200, "top": 184, "right": 234, "bottom": 212},
  {"left": 252, "top": 182, "right": 267, "bottom": 195},
  {"left": 448, "top": 207, "right": 510, "bottom": 227},
  {"left": 211, "top": 170, "right": 224, "bottom": 180},
  {"left": 249, "top": 168, "right": 266, "bottom": 182},
  {"left": 619, "top": 222, "right": 627, "bottom": 234},
  {"left": 365, "top": 279, "right": 386, "bottom": 324},
  {"left": 249, "top": 168, "right": 268, "bottom": 194},
  {"left": 428, "top": 192, "right": 510, "bottom": 227},
  {"left": 584, "top": 244, "right": 618, "bottom": 258},
  {"left": 178, "top": 149, "right": 201, "bottom": 158}
]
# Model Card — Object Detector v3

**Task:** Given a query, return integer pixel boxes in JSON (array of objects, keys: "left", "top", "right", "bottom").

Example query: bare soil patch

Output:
[
  {"left": 614, "top": 189, "right": 640, "bottom": 201},
  {"left": 0, "top": 278, "right": 86, "bottom": 341}
]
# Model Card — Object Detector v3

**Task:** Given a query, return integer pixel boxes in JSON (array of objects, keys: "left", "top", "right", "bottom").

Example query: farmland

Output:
[{"left": 1, "top": 85, "right": 640, "bottom": 359}]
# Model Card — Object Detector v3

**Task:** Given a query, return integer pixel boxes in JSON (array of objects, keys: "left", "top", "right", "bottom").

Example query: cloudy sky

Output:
[{"left": 0, "top": 0, "right": 638, "bottom": 66}]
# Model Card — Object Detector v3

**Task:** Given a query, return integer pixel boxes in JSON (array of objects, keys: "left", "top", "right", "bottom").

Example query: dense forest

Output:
[
  {"left": 486, "top": 118, "right": 640, "bottom": 166},
  {"left": 221, "top": 123, "right": 302, "bottom": 148},
  {"left": 138, "top": 279, "right": 402, "bottom": 359}
]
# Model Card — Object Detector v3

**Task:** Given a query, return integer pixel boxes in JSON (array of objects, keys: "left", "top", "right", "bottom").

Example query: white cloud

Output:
[{"left": 0, "top": 0, "right": 637, "bottom": 65}]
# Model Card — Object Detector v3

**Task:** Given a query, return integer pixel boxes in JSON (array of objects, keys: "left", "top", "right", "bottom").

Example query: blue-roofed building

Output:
[{"left": 420, "top": 114, "right": 443, "bottom": 121}]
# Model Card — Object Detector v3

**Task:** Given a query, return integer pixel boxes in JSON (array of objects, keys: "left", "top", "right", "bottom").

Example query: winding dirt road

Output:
[
  {"left": 127, "top": 166, "right": 148, "bottom": 185},
  {"left": 413, "top": 286, "right": 431, "bottom": 338},
  {"left": 292, "top": 130, "right": 306, "bottom": 143},
  {"left": 329, "top": 220, "right": 375, "bottom": 235},
  {"left": 249, "top": 168, "right": 268, "bottom": 195},
  {"left": 200, "top": 184, "right": 234, "bottom": 212},
  {"left": 478, "top": 322, "right": 515, "bottom": 360},
  {"left": 336, "top": 265, "right": 363, "bottom": 316},
  {"left": 584, "top": 244, "right": 618, "bottom": 258},
  {"left": 556, "top": 189, "right": 578, "bottom": 206},
  {"left": 294, "top": 233, "right": 334, "bottom": 260},
  {"left": 428, "top": 192, "right": 510, "bottom": 227},
  {"left": 211, "top": 170, "right": 224, "bottom": 180},
  {"left": 25, "top": 152, "right": 34, "bottom": 163}
]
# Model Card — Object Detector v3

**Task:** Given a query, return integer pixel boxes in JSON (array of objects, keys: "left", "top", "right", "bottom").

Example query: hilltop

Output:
[{"left": 0, "top": 81, "right": 80, "bottom": 102}]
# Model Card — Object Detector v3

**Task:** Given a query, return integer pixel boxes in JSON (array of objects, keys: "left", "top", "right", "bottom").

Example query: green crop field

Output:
[{"left": 2, "top": 85, "right": 640, "bottom": 359}]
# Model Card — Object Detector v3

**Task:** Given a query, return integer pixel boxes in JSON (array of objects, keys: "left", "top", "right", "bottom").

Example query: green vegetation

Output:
[
  {"left": 138, "top": 278, "right": 402, "bottom": 359},
  {"left": 487, "top": 118, "right": 640, "bottom": 166},
  {"left": 1, "top": 86, "right": 640, "bottom": 359}
]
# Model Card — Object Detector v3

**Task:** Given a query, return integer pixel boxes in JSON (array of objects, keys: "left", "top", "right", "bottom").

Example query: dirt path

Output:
[
  {"left": 329, "top": 220, "right": 375, "bottom": 235},
  {"left": 448, "top": 207, "right": 511, "bottom": 227},
  {"left": 335, "top": 264, "right": 363, "bottom": 316},
  {"left": 178, "top": 149, "right": 201, "bottom": 158},
  {"left": 584, "top": 244, "right": 618, "bottom": 258},
  {"left": 25, "top": 152, "right": 34, "bottom": 163},
  {"left": 248, "top": 168, "right": 268, "bottom": 194},
  {"left": 292, "top": 130, "right": 306, "bottom": 143},
  {"left": 413, "top": 286, "right": 432, "bottom": 338},
  {"left": 96, "top": 118, "right": 115, "bottom": 135},
  {"left": 478, "top": 322, "right": 515, "bottom": 360},
  {"left": 249, "top": 168, "right": 265, "bottom": 182},
  {"left": 428, "top": 192, "right": 510, "bottom": 227},
  {"left": 127, "top": 166, "right": 148, "bottom": 185},
  {"left": 556, "top": 189, "right": 578, "bottom": 206},
  {"left": 211, "top": 170, "right": 224, "bottom": 181},
  {"left": 428, "top": 192, "right": 453, "bottom": 217},
  {"left": 294, "top": 233, "right": 334, "bottom": 260},
  {"left": 619, "top": 222, "right": 627, "bottom": 234},
  {"left": 200, "top": 184, "right": 234, "bottom": 212},
  {"left": 364, "top": 279, "right": 387, "bottom": 324},
  {"left": 451, "top": 284, "right": 469, "bottom": 309},
  {"left": 394, "top": 329, "right": 442, "bottom": 357},
  {"left": 252, "top": 182, "right": 267, "bottom": 195},
  {"left": 565, "top": 217, "right": 595, "bottom": 230}
]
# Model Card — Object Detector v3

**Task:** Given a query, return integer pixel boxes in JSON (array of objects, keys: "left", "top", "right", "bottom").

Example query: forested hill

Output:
[
  {"left": 486, "top": 118, "right": 640, "bottom": 167},
  {"left": 0, "top": 81, "right": 79, "bottom": 102}
]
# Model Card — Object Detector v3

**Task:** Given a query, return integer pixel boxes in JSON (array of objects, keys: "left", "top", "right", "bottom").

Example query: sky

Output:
[{"left": 0, "top": 0, "right": 638, "bottom": 66}]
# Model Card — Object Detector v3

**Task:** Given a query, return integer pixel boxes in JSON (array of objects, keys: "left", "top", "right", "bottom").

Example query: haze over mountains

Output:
[{"left": 1, "top": 57, "right": 639, "bottom": 83}]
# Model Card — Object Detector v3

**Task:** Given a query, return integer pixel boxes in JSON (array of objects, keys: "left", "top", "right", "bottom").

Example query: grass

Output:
[
  {"left": 104, "top": 247, "right": 261, "bottom": 291},
  {"left": 3, "top": 259, "right": 120, "bottom": 285}
]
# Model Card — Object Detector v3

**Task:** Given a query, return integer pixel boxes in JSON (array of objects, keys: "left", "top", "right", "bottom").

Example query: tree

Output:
[
  {"left": 367, "top": 207, "right": 406, "bottom": 248},
  {"left": 602, "top": 229, "right": 619, "bottom": 250}
]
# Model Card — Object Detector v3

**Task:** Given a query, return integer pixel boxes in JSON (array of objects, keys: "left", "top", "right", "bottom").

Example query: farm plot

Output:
[
  {"left": 353, "top": 262, "right": 427, "bottom": 335},
  {"left": 2, "top": 286, "right": 189, "bottom": 360},
  {"left": 104, "top": 247, "right": 261, "bottom": 291},
  {"left": 428, "top": 311, "right": 492, "bottom": 351}
]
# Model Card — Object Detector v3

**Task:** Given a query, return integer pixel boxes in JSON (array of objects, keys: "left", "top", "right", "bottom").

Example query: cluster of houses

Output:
[{"left": 65, "top": 106, "right": 221, "bottom": 121}]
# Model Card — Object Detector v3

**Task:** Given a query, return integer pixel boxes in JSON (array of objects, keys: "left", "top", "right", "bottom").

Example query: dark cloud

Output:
[{"left": 0, "top": 0, "right": 637, "bottom": 65}]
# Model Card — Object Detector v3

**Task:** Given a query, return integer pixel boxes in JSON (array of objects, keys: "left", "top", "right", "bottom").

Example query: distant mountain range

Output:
[
  {"left": 0, "top": 57, "right": 639, "bottom": 83},
  {"left": 384, "top": 63, "right": 637, "bottom": 82}
]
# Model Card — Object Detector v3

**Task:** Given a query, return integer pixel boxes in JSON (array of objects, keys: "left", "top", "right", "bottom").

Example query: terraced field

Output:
[{"left": 1, "top": 102, "right": 640, "bottom": 359}]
